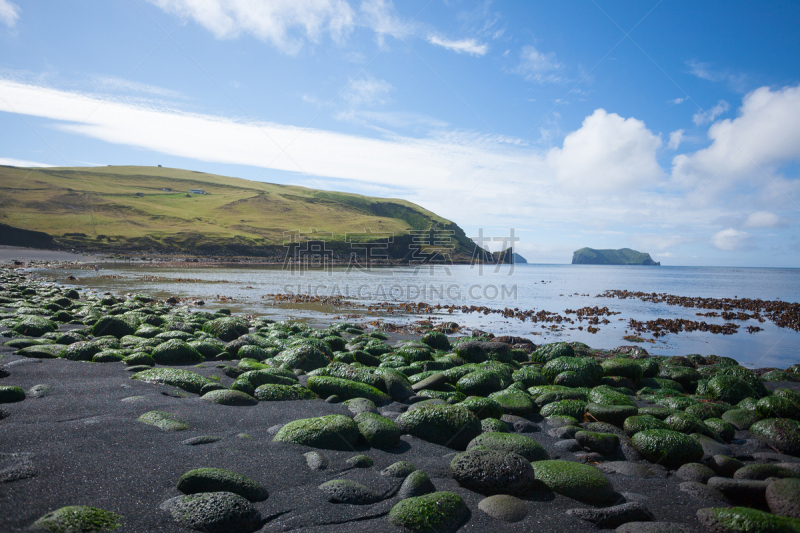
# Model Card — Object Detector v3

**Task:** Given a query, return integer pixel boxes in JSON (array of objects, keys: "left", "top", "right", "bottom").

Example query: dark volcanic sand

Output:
[{"left": 0, "top": 342, "right": 750, "bottom": 533}]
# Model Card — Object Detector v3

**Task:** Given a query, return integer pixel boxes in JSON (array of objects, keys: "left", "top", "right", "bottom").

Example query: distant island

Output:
[
  {"left": 491, "top": 248, "right": 528, "bottom": 264},
  {"left": 572, "top": 247, "right": 660, "bottom": 265}
]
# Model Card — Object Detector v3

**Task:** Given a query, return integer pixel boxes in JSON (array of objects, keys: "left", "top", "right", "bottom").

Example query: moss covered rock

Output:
[
  {"left": 575, "top": 430, "right": 620, "bottom": 456},
  {"left": 253, "top": 384, "right": 316, "bottom": 401},
  {"left": 766, "top": 478, "right": 800, "bottom": 519},
  {"left": 12, "top": 316, "right": 58, "bottom": 337},
  {"left": 177, "top": 468, "right": 268, "bottom": 502},
  {"left": 707, "top": 375, "right": 757, "bottom": 405},
  {"left": 306, "top": 376, "right": 389, "bottom": 405},
  {"left": 459, "top": 397, "right": 503, "bottom": 420},
  {"left": 456, "top": 370, "right": 505, "bottom": 397},
  {"left": 122, "top": 352, "right": 154, "bottom": 367},
  {"left": 624, "top": 415, "right": 669, "bottom": 437},
  {"left": 487, "top": 389, "right": 536, "bottom": 417},
  {"left": 697, "top": 506, "right": 800, "bottom": 533},
  {"left": 137, "top": 411, "right": 188, "bottom": 432},
  {"left": 131, "top": 368, "right": 211, "bottom": 394},
  {"left": 0, "top": 385, "right": 26, "bottom": 403},
  {"left": 31, "top": 505, "right": 122, "bottom": 532},
  {"left": 273, "top": 414, "right": 359, "bottom": 450},
  {"left": 274, "top": 345, "right": 330, "bottom": 372},
  {"left": 231, "top": 369, "right": 298, "bottom": 396},
  {"left": 202, "top": 316, "right": 249, "bottom": 342},
  {"left": 421, "top": 331, "right": 450, "bottom": 351},
  {"left": 481, "top": 418, "right": 510, "bottom": 433},
  {"left": 722, "top": 408, "right": 760, "bottom": 430},
  {"left": 532, "top": 342, "right": 575, "bottom": 363},
  {"left": 586, "top": 403, "right": 638, "bottom": 427},
  {"left": 201, "top": 389, "right": 258, "bottom": 406},
  {"left": 757, "top": 396, "right": 800, "bottom": 420},
  {"left": 467, "top": 432, "right": 549, "bottom": 461},
  {"left": 512, "top": 366, "right": 548, "bottom": 388},
  {"left": 92, "top": 316, "right": 137, "bottom": 339},
  {"left": 540, "top": 399, "right": 587, "bottom": 420},
  {"left": 685, "top": 402, "right": 731, "bottom": 420},
  {"left": 396, "top": 404, "right": 480, "bottom": 450},
  {"left": 388, "top": 492, "right": 469, "bottom": 533},
  {"left": 704, "top": 418, "right": 736, "bottom": 442},
  {"left": 631, "top": 429, "right": 704, "bottom": 469},
  {"left": 59, "top": 341, "right": 101, "bottom": 362},
  {"left": 602, "top": 359, "right": 644, "bottom": 383},
  {"left": 750, "top": 418, "right": 800, "bottom": 456},
  {"left": 150, "top": 339, "right": 204, "bottom": 366},
  {"left": 530, "top": 460, "right": 614, "bottom": 504},
  {"left": 354, "top": 411, "right": 401, "bottom": 448},
  {"left": 543, "top": 356, "right": 602, "bottom": 385}
]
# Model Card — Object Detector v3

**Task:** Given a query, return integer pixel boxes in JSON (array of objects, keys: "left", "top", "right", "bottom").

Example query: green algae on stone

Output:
[
  {"left": 306, "top": 376, "right": 390, "bottom": 405},
  {"left": 685, "top": 402, "right": 731, "bottom": 420},
  {"left": 734, "top": 463, "right": 800, "bottom": 481},
  {"left": 122, "top": 352, "right": 154, "bottom": 367},
  {"left": 231, "top": 369, "right": 298, "bottom": 395},
  {"left": 459, "top": 396, "right": 503, "bottom": 420},
  {"left": 421, "top": 331, "right": 450, "bottom": 351},
  {"left": 382, "top": 461, "right": 416, "bottom": 478},
  {"left": 481, "top": 418, "right": 510, "bottom": 433},
  {"left": 631, "top": 429, "right": 704, "bottom": 469},
  {"left": 586, "top": 403, "right": 638, "bottom": 427},
  {"left": 202, "top": 316, "right": 249, "bottom": 342},
  {"left": 0, "top": 385, "right": 25, "bottom": 403},
  {"left": 388, "top": 491, "right": 469, "bottom": 533},
  {"left": 707, "top": 375, "right": 757, "bottom": 405},
  {"left": 201, "top": 389, "right": 258, "bottom": 406},
  {"left": 253, "top": 384, "right": 317, "bottom": 401},
  {"left": 12, "top": 315, "right": 58, "bottom": 337},
  {"left": 575, "top": 430, "right": 620, "bottom": 456},
  {"left": 697, "top": 506, "right": 800, "bottom": 533},
  {"left": 602, "top": 359, "right": 644, "bottom": 382},
  {"left": 353, "top": 411, "right": 401, "bottom": 448},
  {"left": 15, "top": 344, "right": 64, "bottom": 359},
  {"left": 656, "top": 396, "right": 699, "bottom": 411},
  {"left": 512, "top": 366, "right": 548, "bottom": 388},
  {"left": 31, "top": 505, "right": 122, "bottom": 532},
  {"left": 487, "top": 388, "right": 536, "bottom": 417},
  {"left": 624, "top": 414, "right": 670, "bottom": 437},
  {"left": 150, "top": 339, "right": 204, "bottom": 366},
  {"left": 756, "top": 396, "right": 800, "bottom": 420},
  {"left": 131, "top": 368, "right": 211, "bottom": 394},
  {"left": 395, "top": 404, "right": 481, "bottom": 450},
  {"left": 456, "top": 370, "right": 505, "bottom": 397},
  {"left": 749, "top": 418, "right": 800, "bottom": 456},
  {"left": 540, "top": 399, "right": 587, "bottom": 420},
  {"left": 137, "top": 411, "right": 188, "bottom": 432},
  {"left": 722, "top": 408, "right": 761, "bottom": 430},
  {"left": 703, "top": 417, "right": 736, "bottom": 442},
  {"left": 273, "top": 414, "right": 359, "bottom": 450},
  {"left": 177, "top": 468, "right": 268, "bottom": 502},
  {"left": 530, "top": 460, "right": 614, "bottom": 504},
  {"left": 532, "top": 342, "right": 575, "bottom": 363},
  {"left": 542, "top": 356, "right": 602, "bottom": 385},
  {"left": 92, "top": 316, "right": 137, "bottom": 339},
  {"left": 466, "top": 432, "right": 549, "bottom": 462}
]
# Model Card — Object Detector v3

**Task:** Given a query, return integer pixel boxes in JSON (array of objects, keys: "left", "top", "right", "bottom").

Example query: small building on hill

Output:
[{"left": 189, "top": 189, "right": 205, "bottom": 194}]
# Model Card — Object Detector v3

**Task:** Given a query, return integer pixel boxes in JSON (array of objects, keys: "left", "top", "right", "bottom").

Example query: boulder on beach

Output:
[{"left": 272, "top": 414, "right": 359, "bottom": 450}]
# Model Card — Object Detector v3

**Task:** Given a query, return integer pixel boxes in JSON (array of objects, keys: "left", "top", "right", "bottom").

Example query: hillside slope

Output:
[
  {"left": 0, "top": 165, "right": 478, "bottom": 260},
  {"left": 571, "top": 247, "right": 660, "bottom": 265}
]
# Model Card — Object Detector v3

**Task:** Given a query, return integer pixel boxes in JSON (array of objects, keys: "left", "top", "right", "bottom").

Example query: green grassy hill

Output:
[
  {"left": 0, "top": 165, "right": 479, "bottom": 260},
  {"left": 571, "top": 247, "right": 660, "bottom": 265}
]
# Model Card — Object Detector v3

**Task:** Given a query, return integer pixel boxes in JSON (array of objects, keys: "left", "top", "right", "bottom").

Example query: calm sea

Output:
[{"left": 39, "top": 263, "right": 800, "bottom": 369}]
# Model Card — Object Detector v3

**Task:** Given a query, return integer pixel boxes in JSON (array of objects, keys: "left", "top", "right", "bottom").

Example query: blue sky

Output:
[{"left": 1, "top": 0, "right": 799, "bottom": 266}]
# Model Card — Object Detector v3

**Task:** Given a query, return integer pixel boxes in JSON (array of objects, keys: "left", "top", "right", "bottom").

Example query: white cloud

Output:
[
  {"left": 342, "top": 75, "right": 393, "bottom": 106},
  {"left": 516, "top": 45, "right": 561, "bottom": 83},
  {"left": 427, "top": 35, "right": 487, "bottom": 56},
  {"left": 0, "top": 0, "right": 19, "bottom": 27},
  {"left": 669, "top": 97, "right": 686, "bottom": 105},
  {"left": 147, "top": 0, "right": 356, "bottom": 54},
  {"left": 692, "top": 100, "right": 729, "bottom": 125},
  {"left": 0, "top": 157, "right": 54, "bottom": 168},
  {"left": 546, "top": 109, "right": 663, "bottom": 192},
  {"left": 668, "top": 129, "right": 684, "bottom": 150},
  {"left": 711, "top": 228, "right": 750, "bottom": 251},
  {"left": 742, "top": 211, "right": 783, "bottom": 229},
  {"left": 672, "top": 84, "right": 800, "bottom": 190},
  {"left": 89, "top": 75, "right": 184, "bottom": 99}
]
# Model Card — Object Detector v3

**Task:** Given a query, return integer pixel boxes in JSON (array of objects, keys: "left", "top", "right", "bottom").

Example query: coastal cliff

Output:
[{"left": 572, "top": 247, "right": 660, "bottom": 265}]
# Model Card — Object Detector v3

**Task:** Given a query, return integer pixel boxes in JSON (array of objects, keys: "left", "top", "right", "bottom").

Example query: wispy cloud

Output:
[
  {"left": 668, "top": 97, "right": 686, "bottom": 105},
  {"left": 147, "top": 0, "right": 356, "bottom": 54},
  {"left": 427, "top": 35, "right": 487, "bottom": 56},
  {"left": 515, "top": 45, "right": 562, "bottom": 83},
  {"left": 692, "top": 100, "right": 729, "bottom": 125},
  {"left": 0, "top": 157, "right": 54, "bottom": 168},
  {"left": 0, "top": 0, "right": 19, "bottom": 28},
  {"left": 687, "top": 60, "right": 748, "bottom": 92},
  {"left": 742, "top": 211, "right": 785, "bottom": 229},
  {"left": 341, "top": 75, "right": 393, "bottom": 106}
]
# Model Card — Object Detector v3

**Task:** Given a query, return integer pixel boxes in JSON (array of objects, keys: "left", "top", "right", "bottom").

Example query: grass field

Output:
[{"left": 0, "top": 165, "right": 477, "bottom": 259}]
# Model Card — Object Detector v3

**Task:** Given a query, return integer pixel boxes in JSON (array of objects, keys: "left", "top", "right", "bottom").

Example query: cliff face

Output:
[{"left": 571, "top": 247, "right": 660, "bottom": 265}]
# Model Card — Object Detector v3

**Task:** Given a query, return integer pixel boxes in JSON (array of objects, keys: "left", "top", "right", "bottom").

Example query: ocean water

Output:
[{"left": 41, "top": 263, "right": 800, "bottom": 369}]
